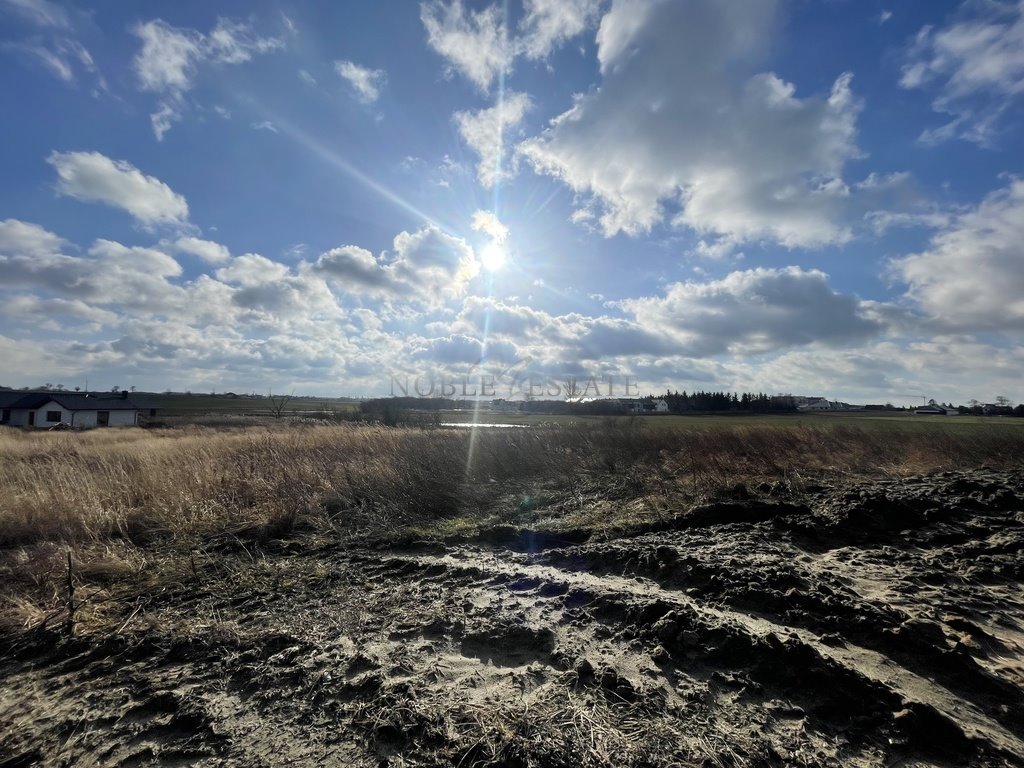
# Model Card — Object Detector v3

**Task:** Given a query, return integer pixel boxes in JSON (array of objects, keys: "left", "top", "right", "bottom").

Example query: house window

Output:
[
  {"left": 46, "top": 410, "right": 62, "bottom": 423},
  {"left": 97, "top": 411, "right": 109, "bottom": 426},
  {"left": 1, "top": 409, "right": 9, "bottom": 423}
]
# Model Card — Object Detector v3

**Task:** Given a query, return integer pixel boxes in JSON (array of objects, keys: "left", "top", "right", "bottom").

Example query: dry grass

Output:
[{"left": 1, "top": 419, "right": 1022, "bottom": 633}]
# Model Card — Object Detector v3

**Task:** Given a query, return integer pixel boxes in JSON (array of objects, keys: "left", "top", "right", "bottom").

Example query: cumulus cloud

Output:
[
  {"left": 410, "top": 334, "right": 518, "bottom": 366},
  {"left": 1, "top": 231, "right": 188, "bottom": 314},
  {"left": 47, "top": 150, "right": 189, "bottom": 227},
  {"left": 0, "top": 294, "right": 118, "bottom": 326},
  {"left": 421, "top": 0, "right": 514, "bottom": 91},
  {"left": 335, "top": 59, "right": 386, "bottom": 103},
  {"left": 216, "top": 253, "right": 290, "bottom": 287},
  {"left": 900, "top": 0, "right": 1024, "bottom": 146},
  {"left": 622, "top": 267, "right": 881, "bottom": 356},
  {"left": 313, "top": 246, "right": 396, "bottom": 293},
  {"left": 313, "top": 225, "right": 479, "bottom": 304},
  {"left": 132, "top": 17, "right": 283, "bottom": 139},
  {"left": 471, "top": 210, "right": 509, "bottom": 242},
  {"left": 893, "top": 179, "right": 1024, "bottom": 330},
  {"left": 455, "top": 92, "right": 531, "bottom": 187},
  {"left": 0, "top": 217, "right": 67, "bottom": 256},
  {"left": 519, "top": 0, "right": 872, "bottom": 247},
  {"left": 172, "top": 236, "right": 230, "bottom": 264}
]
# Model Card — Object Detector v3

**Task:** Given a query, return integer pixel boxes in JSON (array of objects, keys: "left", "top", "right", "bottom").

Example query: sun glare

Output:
[{"left": 480, "top": 241, "right": 507, "bottom": 271}]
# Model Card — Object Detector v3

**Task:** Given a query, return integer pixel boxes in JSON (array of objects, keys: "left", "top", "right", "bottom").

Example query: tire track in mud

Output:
[{"left": 350, "top": 543, "right": 1024, "bottom": 765}]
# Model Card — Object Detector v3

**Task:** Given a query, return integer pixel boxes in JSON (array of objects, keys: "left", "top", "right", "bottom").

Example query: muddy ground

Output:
[{"left": 2, "top": 468, "right": 1023, "bottom": 767}]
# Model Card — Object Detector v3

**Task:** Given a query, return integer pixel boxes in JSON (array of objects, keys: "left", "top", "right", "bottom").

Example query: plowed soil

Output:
[{"left": 2, "top": 469, "right": 1023, "bottom": 767}]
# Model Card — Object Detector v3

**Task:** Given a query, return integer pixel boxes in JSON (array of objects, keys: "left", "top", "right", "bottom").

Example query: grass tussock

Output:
[{"left": 1, "top": 419, "right": 1022, "bottom": 632}]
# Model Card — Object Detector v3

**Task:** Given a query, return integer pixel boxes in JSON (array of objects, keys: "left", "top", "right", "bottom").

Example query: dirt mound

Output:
[{"left": 1, "top": 469, "right": 1023, "bottom": 766}]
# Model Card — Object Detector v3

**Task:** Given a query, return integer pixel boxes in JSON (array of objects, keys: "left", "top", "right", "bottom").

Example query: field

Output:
[
  {"left": 1, "top": 419, "right": 1023, "bottom": 766},
  {"left": 146, "top": 393, "right": 360, "bottom": 421}
]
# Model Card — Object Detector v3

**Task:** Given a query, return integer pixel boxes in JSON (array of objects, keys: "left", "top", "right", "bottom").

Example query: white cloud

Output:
[
  {"left": 421, "top": 0, "right": 514, "bottom": 91},
  {"left": 216, "top": 253, "right": 290, "bottom": 287},
  {"left": 298, "top": 68, "right": 316, "bottom": 87},
  {"left": 3, "top": 38, "right": 94, "bottom": 83},
  {"left": 0, "top": 218, "right": 67, "bottom": 256},
  {"left": 251, "top": 120, "right": 279, "bottom": 133},
  {"left": 173, "top": 236, "right": 230, "bottom": 264},
  {"left": 421, "top": 0, "right": 602, "bottom": 91},
  {"left": 455, "top": 92, "right": 531, "bottom": 187},
  {"left": 47, "top": 150, "right": 189, "bottom": 227},
  {"left": 450, "top": 267, "right": 882, "bottom": 368},
  {"left": 313, "top": 246, "right": 396, "bottom": 293},
  {"left": 519, "top": 0, "right": 603, "bottom": 59},
  {"left": 880, "top": 10, "right": 893, "bottom": 25},
  {"left": 893, "top": 179, "right": 1024, "bottom": 330},
  {"left": 519, "top": 0, "right": 868, "bottom": 246},
  {"left": 313, "top": 225, "right": 479, "bottom": 304},
  {"left": 900, "top": 0, "right": 1024, "bottom": 145},
  {"left": 471, "top": 210, "right": 509, "bottom": 242},
  {"left": 0, "top": 0, "right": 70, "bottom": 29},
  {"left": 206, "top": 17, "right": 283, "bottom": 64},
  {"left": 132, "top": 17, "right": 283, "bottom": 140},
  {"left": 622, "top": 267, "right": 881, "bottom": 356},
  {"left": 1, "top": 295, "right": 118, "bottom": 326},
  {"left": 132, "top": 19, "right": 203, "bottom": 93},
  {"left": 0, "top": 0, "right": 103, "bottom": 89},
  {"left": 335, "top": 59, "right": 386, "bottom": 103}
]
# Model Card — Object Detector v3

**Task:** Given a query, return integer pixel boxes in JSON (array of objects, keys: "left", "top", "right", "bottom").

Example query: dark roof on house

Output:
[
  {"left": 0, "top": 392, "right": 30, "bottom": 408},
  {"left": 0, "top": 392, "right": 157, "bottom": 411}
]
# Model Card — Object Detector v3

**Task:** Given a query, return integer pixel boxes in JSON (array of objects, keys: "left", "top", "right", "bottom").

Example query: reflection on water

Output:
[{"left": 440, "top": 422, "right": 530, "bottom": 429}]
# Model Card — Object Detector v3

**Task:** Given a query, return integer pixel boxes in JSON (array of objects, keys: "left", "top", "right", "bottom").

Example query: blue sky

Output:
[{"left": 1, "top": 0, "right": 1023, "bottom": 404}]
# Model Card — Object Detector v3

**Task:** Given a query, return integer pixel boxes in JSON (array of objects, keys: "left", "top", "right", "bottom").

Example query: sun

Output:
[{"left": 480, "top": 241, "right": 507, "bottom": 271}]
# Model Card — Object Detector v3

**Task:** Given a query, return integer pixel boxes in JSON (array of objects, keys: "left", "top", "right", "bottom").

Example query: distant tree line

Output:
[
  {"left": 359, "top": 390, "right": 800, "bottom": 418},
  {"left": 658, "top": 390, "right": 796, "bottom": 413}
]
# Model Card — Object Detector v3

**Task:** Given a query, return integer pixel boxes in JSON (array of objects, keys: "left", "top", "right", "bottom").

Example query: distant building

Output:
[
  {"left": 617, "top": 398, "right": 669, "bottom": 413},
  {"left": 915, "top": 404, "right": 959, "bottom": 416},
  {"left": 797, "top": 397, "right": 833, "bottom": 411},
  {"left": 0, "top": 392, "right": 157, "bottom": 428}
]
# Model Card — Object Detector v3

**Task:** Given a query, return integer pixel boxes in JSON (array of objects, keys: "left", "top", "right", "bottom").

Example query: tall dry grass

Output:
[
  {"left": 1, "top": 420, "right": 1022, "bottom": 632},
  {"left": 2, "top": 420, "right": 1022, "bottom": 549}
]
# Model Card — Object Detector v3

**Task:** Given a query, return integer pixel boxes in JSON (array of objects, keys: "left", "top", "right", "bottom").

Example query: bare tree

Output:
[
  {"left": 563, "top": 377, "right": 583, "bottom": 403},
  {"left": 269, "top": 390, "right": 295, "bottom": 419}
]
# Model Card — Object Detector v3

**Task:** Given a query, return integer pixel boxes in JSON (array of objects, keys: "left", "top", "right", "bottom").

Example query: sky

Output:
[{"left": 1, "top": 0, "right": 1023, "bottom": 405}]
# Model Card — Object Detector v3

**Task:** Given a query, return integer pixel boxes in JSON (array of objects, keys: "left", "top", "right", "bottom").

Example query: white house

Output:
[{"left": 0, "top": 392, "right": 157, "bottom": 428}]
